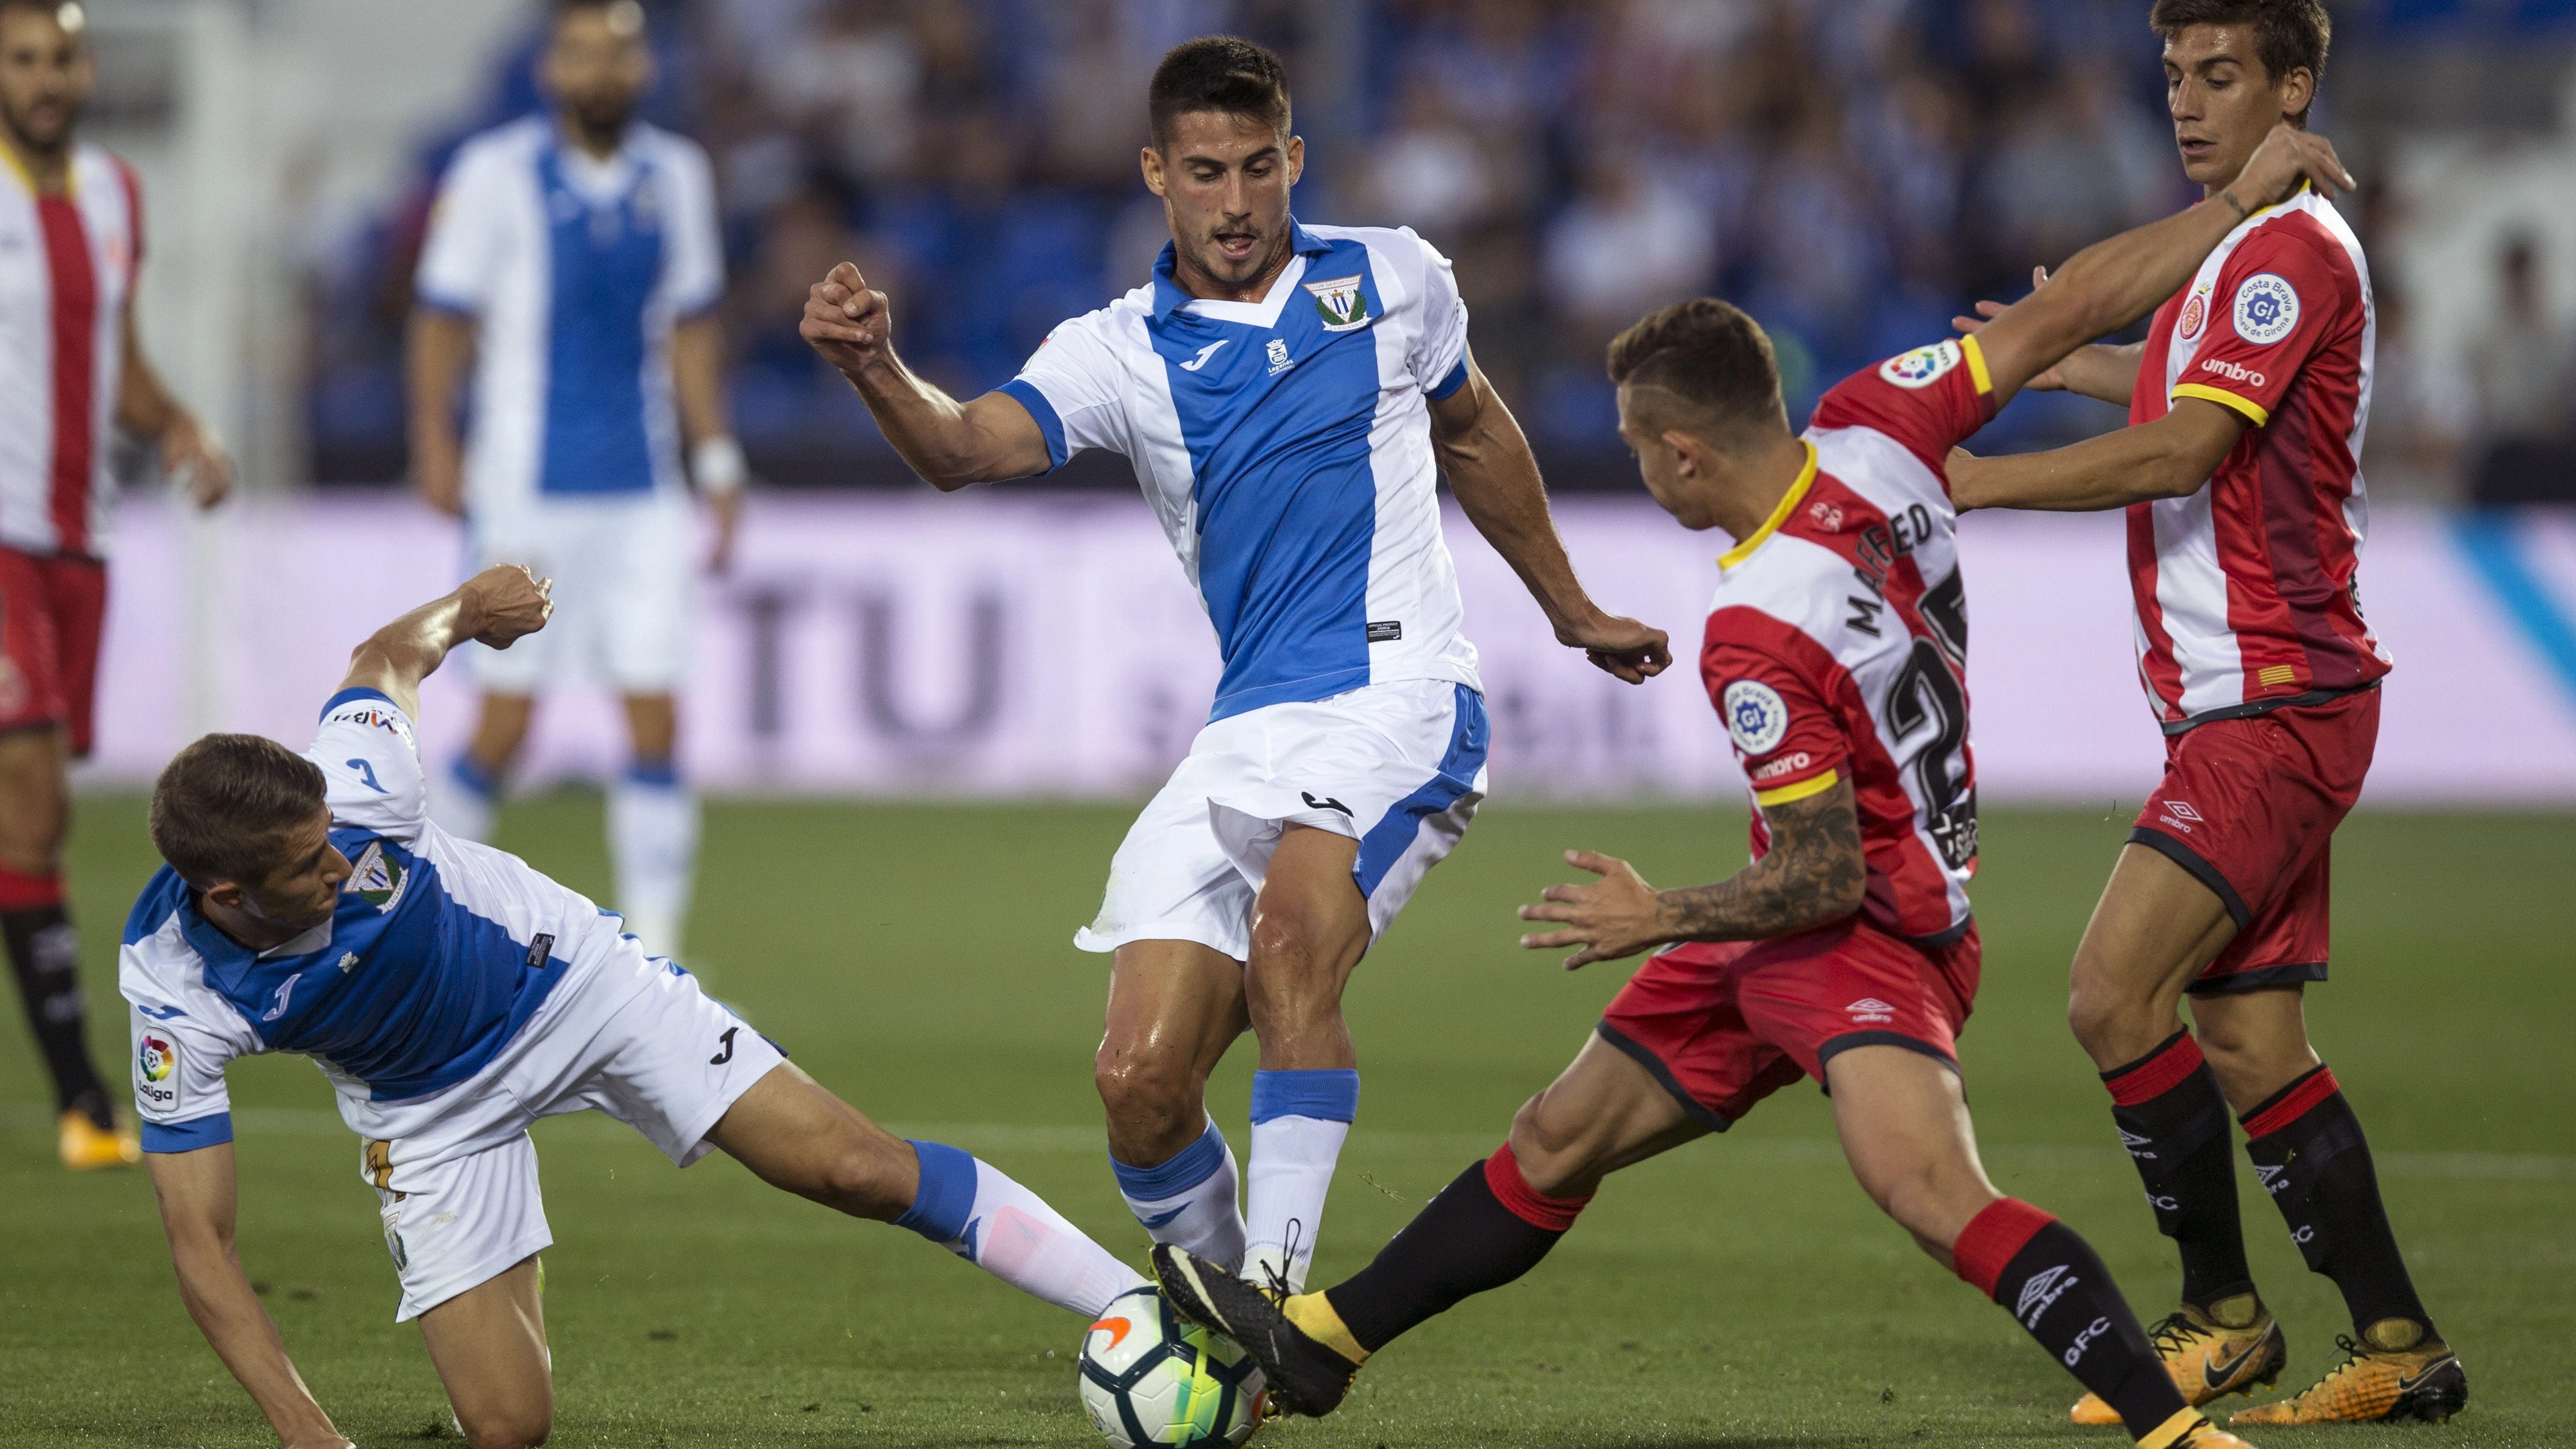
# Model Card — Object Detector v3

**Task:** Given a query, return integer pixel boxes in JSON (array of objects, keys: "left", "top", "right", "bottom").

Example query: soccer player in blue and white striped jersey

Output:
[
  {"left": 407, "top": 0, "right": 744, "bottom": 961},
  {"left": 803, "top": 37, "right": 1670, "bottom": 1297}
]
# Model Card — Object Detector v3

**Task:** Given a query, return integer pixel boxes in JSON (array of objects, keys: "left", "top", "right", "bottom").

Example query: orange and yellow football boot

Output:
[
  {"left": 59, "top": 1109, "right": 141, "bottom": 1169},
  {"left": 2136, "top": 1408, "right": 2262, "bottom": 1449},
  {"left": 2073, "top": 1296, "right": 2287, "bottom": 1425},
  {"left": 2230, "top": 1322, "right": 2467, "bottom": 1425}
]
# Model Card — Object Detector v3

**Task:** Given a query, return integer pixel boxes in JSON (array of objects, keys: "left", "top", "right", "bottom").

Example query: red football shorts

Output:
[
  {"left": 0, "top": 548, "right": 108, "bottom": 757},
  {"left": 1595, "top": 917, "right": 1981, "bottom": 1129},
  {"left": 2128, "top": 686, "right": 2379, "bottom": 994}
]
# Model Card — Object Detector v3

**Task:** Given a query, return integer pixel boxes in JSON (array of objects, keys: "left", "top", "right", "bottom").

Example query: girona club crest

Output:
[{"left": 2178, "top": 286, "right": 2210, "bottom": 342}]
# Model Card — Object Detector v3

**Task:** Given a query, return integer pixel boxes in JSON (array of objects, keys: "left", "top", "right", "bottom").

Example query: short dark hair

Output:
[
  {"left": 1149, "top": 36, "right": 1291, "bottom": 149},
  {"left": 149, "top": 735, "right": 327, "bottom": 889},
  {"left": 2150, "top": 0, "right": 2330, "bottom": 119},
  {"left": 551, "top": 0, "right": 645, "bottom": 35},
  {"left": 1606, "top": 299, "right": 1789, "bottom": 445}
]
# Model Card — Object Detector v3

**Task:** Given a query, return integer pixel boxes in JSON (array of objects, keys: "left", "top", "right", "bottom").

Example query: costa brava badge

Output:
[
  {"left": 1878, "top": 340, "right": 1961, "bottom": 389},
  {"left": 2231, "top": 273, "right": 2300, "bottom": 346},
  {"left": 1304, "top": 274, "right": 1370, "bottom": 332},
  {"left": 1722, "top": 680, "right": 1791, "bottom": 756}
]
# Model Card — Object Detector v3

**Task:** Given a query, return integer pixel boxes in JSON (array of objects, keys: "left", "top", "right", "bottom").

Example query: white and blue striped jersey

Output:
[
  {"left": 415, "top": 116, "right": 723, "bottom": 507},
  {"left": 121, "top": 691, "right": 636, "bottom": 1155},
  {"left": 997, "top": 221, "right": 1483, "bottom": 721}
]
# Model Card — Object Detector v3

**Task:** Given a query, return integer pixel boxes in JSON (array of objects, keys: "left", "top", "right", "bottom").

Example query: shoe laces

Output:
[
  {"left": 1259, "top": 1218, "right": 1305, "bottom": 1305},
  {"left": 2147, "top": 1310, "right": 2216, "bottom": 1358},
  {"left": 2300, "top": 1334, "right": 2368, "bottom": 1393}
]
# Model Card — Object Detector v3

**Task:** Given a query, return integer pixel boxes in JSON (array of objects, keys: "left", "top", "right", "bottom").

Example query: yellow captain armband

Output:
[{"left": 1754, "top": 769, "right": 1839, "bottom": 808}]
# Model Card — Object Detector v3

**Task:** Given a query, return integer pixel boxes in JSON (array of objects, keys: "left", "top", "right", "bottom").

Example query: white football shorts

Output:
[
  {"left": 359, "top": 937, "right": 784, "bottom": 1320},
  {"left": 1074, "top": 678, "right": 1491, "bottom": 960},
  {"left": 463, "top": 490, "right": 693, "bottom": 693}
]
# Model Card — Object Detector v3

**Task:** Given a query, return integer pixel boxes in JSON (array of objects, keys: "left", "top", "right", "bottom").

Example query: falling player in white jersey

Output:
[
  {"left": 803, "top": 36, "right": 1669, "bottom": 1298},
  {"left": 409, "top": 0, "right": 744, "bottom": 959},
  {"left": 126, "top": 566, "right": 1142, "bottom": 1449},
  {"left": 0, "top": 0, "right": 230, "bottom": 1169}
]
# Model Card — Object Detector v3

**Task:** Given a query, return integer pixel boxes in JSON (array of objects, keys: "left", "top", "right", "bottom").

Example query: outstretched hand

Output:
[
  {"left": 1952, "top": 266, "right": 2067, "bottom": 392},
  {"left": 458, "top": 564, "right": 554, "bottom": 650},
  {"left": 1563, "top": 613, "right": 1672, "bottom": 685},
  {"left": 1518, "top": 850, "right": 1671, "bottom": 970},
  {"left": 801, "top": 261, "right": 893, "bottom": 375}
]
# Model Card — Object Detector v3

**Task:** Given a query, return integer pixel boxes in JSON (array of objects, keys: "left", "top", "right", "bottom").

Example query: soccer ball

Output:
[{"left": 1077, "top": 1285, "right": 1265, "bottom": 1447}]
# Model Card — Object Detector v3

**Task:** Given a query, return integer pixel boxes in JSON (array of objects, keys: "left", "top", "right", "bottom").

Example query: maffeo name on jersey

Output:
[{"left": 1843, "top": 504, "right": 1938, "bottom": 638}]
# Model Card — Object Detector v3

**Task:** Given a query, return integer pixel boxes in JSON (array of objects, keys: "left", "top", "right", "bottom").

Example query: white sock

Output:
[
  {"left": 431, "top": 756, "right": 500, "bottom": 844},
  {"left": 1244, "top": 1069, "right": 1359, "bottom": 1295},
  {"left": 1113, "top": 1118, "right": 1247, "bottom": 1272},
  {"left": 896, "top": 1141, "right": 1144, "bottom": 1318},
  {"left": 607, "top": 761, "right": 698, "bottom": 959}
]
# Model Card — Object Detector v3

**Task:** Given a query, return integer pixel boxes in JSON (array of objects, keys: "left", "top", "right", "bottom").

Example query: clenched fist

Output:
[
  {"left": 802, "top": 262, "right": 892, "bottom": 375},
  {"left": 458, "top": 564, "right": 554, "bottom": 650}
]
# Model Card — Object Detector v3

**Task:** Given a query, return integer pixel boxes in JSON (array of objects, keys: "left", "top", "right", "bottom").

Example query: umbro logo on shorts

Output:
[{"left": 1845, "top": 998, "right": 1895, "bottom": 1024}]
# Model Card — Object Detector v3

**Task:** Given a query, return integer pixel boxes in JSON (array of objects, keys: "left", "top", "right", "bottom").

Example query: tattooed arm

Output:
[{"left": 1516, "top": 778, "right": 1868, "bottom": 970}]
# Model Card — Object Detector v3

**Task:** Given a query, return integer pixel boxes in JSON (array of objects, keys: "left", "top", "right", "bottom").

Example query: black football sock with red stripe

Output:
[
  {"left": 2241, "top": 1065, "right": 2438, "bottom": 1347},
  {"left": 2103, "top": 1028, "right": 2257, "bottom": 1314},
  {"left": 1323, "top": 1145, "right": 1589, "bottom": 1354},
  {"left": 1, "top": 873, "right": 110, "bottom": 1130},
  {"left": 1954, "top": 1199, "right": 2196, "bottom": 1441}
]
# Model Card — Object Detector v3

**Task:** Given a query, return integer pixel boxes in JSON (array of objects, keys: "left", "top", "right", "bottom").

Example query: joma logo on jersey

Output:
[
  {"left": 2200, "top": 357, "right": 2267, "bottom": 388},
  {"left": 1303, "top": 274, "right": 1371, "bottom": 332},
  {"left": 345, "top": 841, "right": 410, "bottom": 912},
  {"left": 2016, "top": 1264, "right": 2078, "bottom": 1328}
]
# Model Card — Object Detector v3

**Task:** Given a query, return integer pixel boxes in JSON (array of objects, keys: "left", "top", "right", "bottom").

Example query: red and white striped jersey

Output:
[
  {"left": 1698, "top": 336, "right": 1996, "bottom": 946},
  {"left": 0, "top": 142, "right": 141, "bottom": 559},
  {"left": 2128, "top": 187, "right": 2389, "bottom": 729}
]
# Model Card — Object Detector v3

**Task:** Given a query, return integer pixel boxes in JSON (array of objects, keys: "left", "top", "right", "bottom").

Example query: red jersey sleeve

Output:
[
  {"left": 1702, "top": 633, "right": 1849, "bottom": 806},
  {"left": 1808, "top": 335, "right": 1999, "bottom": 479},
  {"left": 2171, "top": 223, "right": 2352, "bottom": 428}
]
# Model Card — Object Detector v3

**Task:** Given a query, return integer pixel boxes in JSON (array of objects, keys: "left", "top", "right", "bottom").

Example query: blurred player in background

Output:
[
  {"left": 803, "top": 37, "right": 1668, "bottom": 1299},
  {"left": 1952, "top": 1, "right": 2464, "bottom": 1426},
  {"left": 1156, "top": 122, "right": 2357, "bottom": 1449},
  {"left": 409, "top": 0, "right": 741, "bottom": 960},
  {"left": 127, "top": 566, "right": 1143, "bottom": 1449},
  {"left": 0, "top": 0, "right": 230, "bottom": 1169}
]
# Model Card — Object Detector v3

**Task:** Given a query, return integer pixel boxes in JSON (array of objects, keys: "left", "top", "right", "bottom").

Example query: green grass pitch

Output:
[{"left": 2, "top": 796, "right": 2568, "bottom": 1447}]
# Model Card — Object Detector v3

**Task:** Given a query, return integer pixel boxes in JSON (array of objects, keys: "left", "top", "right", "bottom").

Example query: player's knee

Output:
[
  {"left": 459, "top": 1403, "right": 551, "bottom": 1449},
  {"left": 2064, "top": 975, "right": 2135, "bottom": 1056},
  {"left": 1093, "top": 1045, "right": 1197, "bottom": 1124},
  {"left": 1506, "top": 1093, "right": 1596, "bottom": 1197}
]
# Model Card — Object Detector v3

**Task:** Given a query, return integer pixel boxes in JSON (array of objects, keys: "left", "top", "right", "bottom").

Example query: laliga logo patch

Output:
[
  {"left": 1878, "top": 340, "right": 1961, "bottom": 389},
  {"left": 138, "top": 1032, "right": 178, "bottom": 1109},
  {"left": 2232, "top": 273, "right": 2300, "bottom": 346},
  {"left": 1722, "top": 680, "right": 1790, "bottom": 756},
  {"left": 2178, "top": 286, "right": 2209, "bottom": 342}
]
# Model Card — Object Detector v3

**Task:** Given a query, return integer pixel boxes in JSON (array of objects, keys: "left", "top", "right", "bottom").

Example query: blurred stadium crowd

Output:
[{"left": 300, "top": 0, "right": 2576, "bottom": 498}]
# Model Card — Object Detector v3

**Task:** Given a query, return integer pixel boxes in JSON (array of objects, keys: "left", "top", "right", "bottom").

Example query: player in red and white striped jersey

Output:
[
  {"left": 1951, "top": 3, "right": 2462, "bottom": 1428},
  {"left": 1152, "top": 121, "right": 2358, "bottom": 1449},
  {"left": 0, "top": 0, "right": 228, "bottom": 1169}
]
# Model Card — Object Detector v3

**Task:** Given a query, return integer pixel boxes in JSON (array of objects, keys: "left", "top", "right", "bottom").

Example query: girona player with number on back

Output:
[
  {"left": 1152, "top": 122, "right": 2359, "bottom": 1449},
  {"left": 1951, "top": 1, "right": 2465, "bottom": 1427}
]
